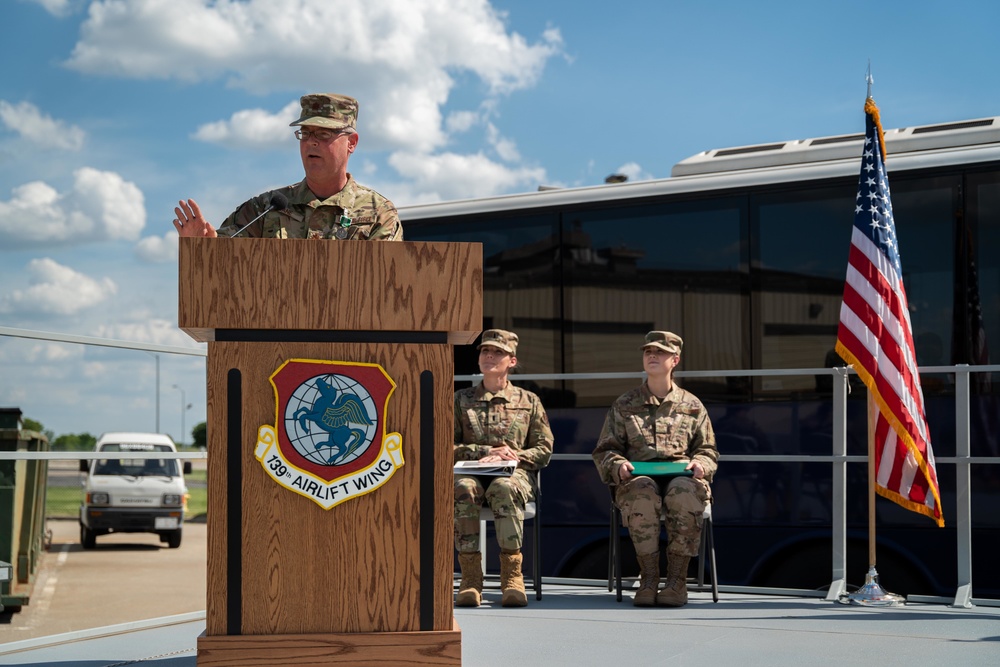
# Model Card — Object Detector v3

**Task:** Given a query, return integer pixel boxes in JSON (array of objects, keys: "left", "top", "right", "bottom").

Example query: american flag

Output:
[{"left": 835, "top": 98, "right": 944, "bottom": 527}]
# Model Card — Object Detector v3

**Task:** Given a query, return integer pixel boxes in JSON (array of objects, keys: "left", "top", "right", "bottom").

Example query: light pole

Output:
[
  {"left": 172, "top": 384, "right": 190, "bottom": 446},
  {"left": 145, "top": 352, "right": 160, "bottom": 433}
]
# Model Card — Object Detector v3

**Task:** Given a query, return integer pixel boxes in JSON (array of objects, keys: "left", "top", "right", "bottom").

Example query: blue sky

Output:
[{"left": 2, "top": 0, "right": 1000, "bottom": 439}]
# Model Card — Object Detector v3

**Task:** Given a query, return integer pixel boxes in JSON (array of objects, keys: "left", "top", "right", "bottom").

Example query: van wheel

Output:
[
  {"left": 166, "top": 530, "right": 182, "bottom": 549},
  {"left": 80, "top": 524, "right": 97, "bottom": 549}
]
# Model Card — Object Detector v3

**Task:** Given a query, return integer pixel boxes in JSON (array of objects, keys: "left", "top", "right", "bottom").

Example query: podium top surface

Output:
[{"left": 178, "top": 238, "right": 482, "bottom": 344}]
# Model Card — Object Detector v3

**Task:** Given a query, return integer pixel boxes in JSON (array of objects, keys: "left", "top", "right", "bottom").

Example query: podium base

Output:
[{"left": 197, "top": 619, "right": 462, "bottom": 666}]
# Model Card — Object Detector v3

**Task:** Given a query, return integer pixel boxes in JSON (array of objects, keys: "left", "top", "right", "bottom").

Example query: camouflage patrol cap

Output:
[
  {"left": 289, "top": 93, "right": 358, "bottom": 131},
  {"left": 641, "top": 331, "right": 683, "bottom": 355},
  {"left": 478, "top": 329, "right": 518, "bottom": 355}
]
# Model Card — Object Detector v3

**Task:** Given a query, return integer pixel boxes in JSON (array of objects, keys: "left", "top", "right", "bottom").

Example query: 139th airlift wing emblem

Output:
[{"left": 254, "top": 359, "right": 404, "bottom": 510}]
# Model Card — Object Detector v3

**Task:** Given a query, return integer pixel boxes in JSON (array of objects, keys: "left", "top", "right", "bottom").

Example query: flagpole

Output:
[
  {"left": 865, "top": 61, "right": 878, "bottom": 578},
  {"left": 867, "top": 397, "right": 876, "bottom": 570},
  {"left": 847, "top": 397, "right": 903, "bottom": 606}
]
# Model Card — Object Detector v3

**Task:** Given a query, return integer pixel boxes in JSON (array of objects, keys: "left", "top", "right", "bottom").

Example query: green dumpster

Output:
[{"left": 0, "top": 407, "right": 50, "bottom": 612}]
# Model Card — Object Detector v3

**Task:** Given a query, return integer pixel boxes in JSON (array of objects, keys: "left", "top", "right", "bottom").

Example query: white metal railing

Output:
[
  {"left": 0, "top": 326, "right": 207, "bottom": 357},
  {"left": 3, "top": 327, "right": 999, "bottom": 607},
  {"left": 459, "top": 364, "right": 1000, "bottom": 608}
]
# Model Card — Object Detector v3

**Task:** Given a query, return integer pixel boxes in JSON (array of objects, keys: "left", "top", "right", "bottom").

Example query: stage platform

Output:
[{"left": 2, "top": 584, "right": 998, "bottom": 666}]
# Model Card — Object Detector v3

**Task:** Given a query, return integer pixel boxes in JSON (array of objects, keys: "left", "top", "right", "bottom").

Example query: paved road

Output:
[
  {"left": 0, "top": 517, "right": 207, "bottom": 643},
  {"left": 44, "top": 459, "right": 85, "bottom": 489}
]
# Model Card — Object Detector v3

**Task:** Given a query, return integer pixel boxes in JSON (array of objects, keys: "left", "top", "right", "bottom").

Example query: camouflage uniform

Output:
[
  {"left": 216, "top": 176, "right": 402, "bottom": 241},
  {"left": 593, "top": 382, "right": 718, "bottom": 557},
  {"left": 454, "top": 381, "right": 554, "bottom": 553},
  {"left": 217, "top": 92, "right": 402, "bottom": 241}
]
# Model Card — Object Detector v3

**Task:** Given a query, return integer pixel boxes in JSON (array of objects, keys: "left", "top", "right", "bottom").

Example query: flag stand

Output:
[
  {"left": 841, "top": 397, "right": 904, "bottom": 606},
  {"left": 846, "top": 566, "right": 904, "bottom": 607}
]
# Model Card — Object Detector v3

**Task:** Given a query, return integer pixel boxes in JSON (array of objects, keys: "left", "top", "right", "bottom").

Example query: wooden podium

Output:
[{"left": 178, "top": 238, "right": 481, "bottom": 666}]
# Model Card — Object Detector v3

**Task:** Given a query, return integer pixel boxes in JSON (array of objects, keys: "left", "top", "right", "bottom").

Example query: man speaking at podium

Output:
[{"left": 172, "top": 93, "right": 402, "bottom": 241}]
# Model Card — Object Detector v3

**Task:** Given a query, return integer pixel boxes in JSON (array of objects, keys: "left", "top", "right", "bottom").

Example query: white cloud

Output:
[
  {"left": 445, "top": 110, "right": 482, "bottom": 134},
  {"left": 388, "top": 150, "right": 545, "bottom": 202},
  {"left": 486, "top": 122, "right": 520, "bottom": 162},
  {"left": 74, "top": 167, "right": 146, "bottom": 238},
  {"left": 134, "top": 231, "right": 179, "bottom": 263},
  {"left": 0, "top": 99, "right": 85, "bottom": 150},
  {"left": 0, "top": 258, "right": 117, "bottom": 316},
  {"left": 64, "top": 0, "right": 562, "bottom": 154},
  {"left": 0, "top": 167, "right": 146, "bottom": 247},
  {"left": 0, "top": 340, "right": 80, "bottom": 364},
  {"left": 192, "top": 99, "right": 300, "bottom": 148},
  {"left": 27, "top": 343, "right": 79, "bottom": 363},
  {"left": 614, "top": 162, "right": 654, "bottom": 182},
  {"left": 23, "top": 0, "right": 77, "bottom": 18},
  {"left": 94, "top": 318, "right": 199, "bottom": 348}
]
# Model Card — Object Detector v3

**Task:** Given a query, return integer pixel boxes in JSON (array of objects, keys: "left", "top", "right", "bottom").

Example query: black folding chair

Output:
[{"left": 608, "top": 495, "right": 718, "bottom": 603}]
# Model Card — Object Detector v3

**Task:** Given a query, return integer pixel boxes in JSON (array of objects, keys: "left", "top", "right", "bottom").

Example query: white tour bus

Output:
[{"left": 400, "top": 116, "right": 1000, "bottom": 599}]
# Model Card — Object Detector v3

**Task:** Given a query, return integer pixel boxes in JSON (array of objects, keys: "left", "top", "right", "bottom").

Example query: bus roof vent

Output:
[
  {"left": 672, "top": 116, "right": 1000, "bottom": 177},
  {"left": 911, "top": 118, "right": 994, "bottom": 134},
  {"left": 714, "top": 142, "right": 786, "bottom": 157},
  {"left": 809, "top": 133, "right": 865, "bottom": 146}
]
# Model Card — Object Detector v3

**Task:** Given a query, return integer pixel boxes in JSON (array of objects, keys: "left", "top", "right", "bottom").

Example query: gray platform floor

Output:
[{"left": 1, "top": 586, "right": 999, "bottom": 666}]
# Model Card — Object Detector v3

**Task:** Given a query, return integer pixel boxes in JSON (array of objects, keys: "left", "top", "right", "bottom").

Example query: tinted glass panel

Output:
[
  {"left": 754, "top": 184, "right": 855, "bottom": 392},
  {"left": 405, "top": 214, "right": 561, "bottom": 379},
  {"left": 970, "top": 174, "right": 1000, "bottom": 372},
  {"left": 969, "top": 172, "right": 1000, "bottom": 459},
  {"left": 754, "top": 175, "right": 958, "bottom": 397},
  {"left": 890, "top": 175, "right": 958, "bottom": 368},
  {"left": 562, "top": 198, "right": 745, "bottom": 406}
]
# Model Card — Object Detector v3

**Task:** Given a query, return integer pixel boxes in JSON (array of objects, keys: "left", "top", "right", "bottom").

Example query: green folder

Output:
[{"left": 629, "top": 461, "right": 693, "bottom": 477}]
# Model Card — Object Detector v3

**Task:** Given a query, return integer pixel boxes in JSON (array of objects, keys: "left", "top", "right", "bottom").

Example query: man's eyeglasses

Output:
[{"left": 294, "top": 128, "right": 347, "bottom": 142}]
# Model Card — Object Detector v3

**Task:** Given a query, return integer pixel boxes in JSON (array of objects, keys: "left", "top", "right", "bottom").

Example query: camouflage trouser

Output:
[
  {"left": 615, "top": 475, "right": 711, "bottom": 557},
  {"left": 454, "top": 470, "right": 533, "bottom": 553}
]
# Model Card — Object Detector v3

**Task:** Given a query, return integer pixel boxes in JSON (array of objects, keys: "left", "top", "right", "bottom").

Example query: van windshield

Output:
[
  {"left": 94, "top": 458, "right": 179, "bottom": 477},
  {"left": 94, "top": 443, "right": 179, "bottom": 477}
]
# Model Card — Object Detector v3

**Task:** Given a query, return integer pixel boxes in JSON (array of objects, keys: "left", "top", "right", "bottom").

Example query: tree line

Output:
[{"left": 22, "top": 418, "right": 207, "bottom": 450}]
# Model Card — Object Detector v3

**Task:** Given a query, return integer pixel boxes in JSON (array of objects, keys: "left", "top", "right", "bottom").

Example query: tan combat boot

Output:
[
  {"left": 456, "top": 552, "right": 483, "bottom": 607},
  {"left": 633, "top": 552, "right": 660, "bottom": 607},
  {"left": 499, "top": 550, "right": 528, "bottom": 607},
  {"left": 656, "top": 554, "right": 691, "bottom": 607}
]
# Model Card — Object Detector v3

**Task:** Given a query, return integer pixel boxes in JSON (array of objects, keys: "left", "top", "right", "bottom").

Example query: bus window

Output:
[
  {"left": 754, "top": 175, "right": 960, "bottom": 397},
  {"left": 968, "top": 172, "right": 1000, "bottom": 461},
  {"left": 562, "top": 198, "right": 746, "bottom": 406},
  {"left": 754, "top": 184, "right": 854, "bottom": 391},
  {"left": 890, "top": 175, "right": 959, "bottom": 368},
  {"left": 406, "top": 213, "right": 562, "bottom": 382},
  {"left": 969, "top": 173, "right": 1000, "bottom": 386}
]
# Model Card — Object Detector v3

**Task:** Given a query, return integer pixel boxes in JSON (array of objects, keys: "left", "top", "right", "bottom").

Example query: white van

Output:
[{"left": 79, "top": 432, "right": 191, "bottom": 549}]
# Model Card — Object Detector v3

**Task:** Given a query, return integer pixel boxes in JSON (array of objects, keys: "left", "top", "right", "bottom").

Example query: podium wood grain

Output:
[
  {"left": 196, "top": 620, "right": 462, "bottom": 666},
  {"left": 179, "top": 238, "right": 482, "bottom": 345}
]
